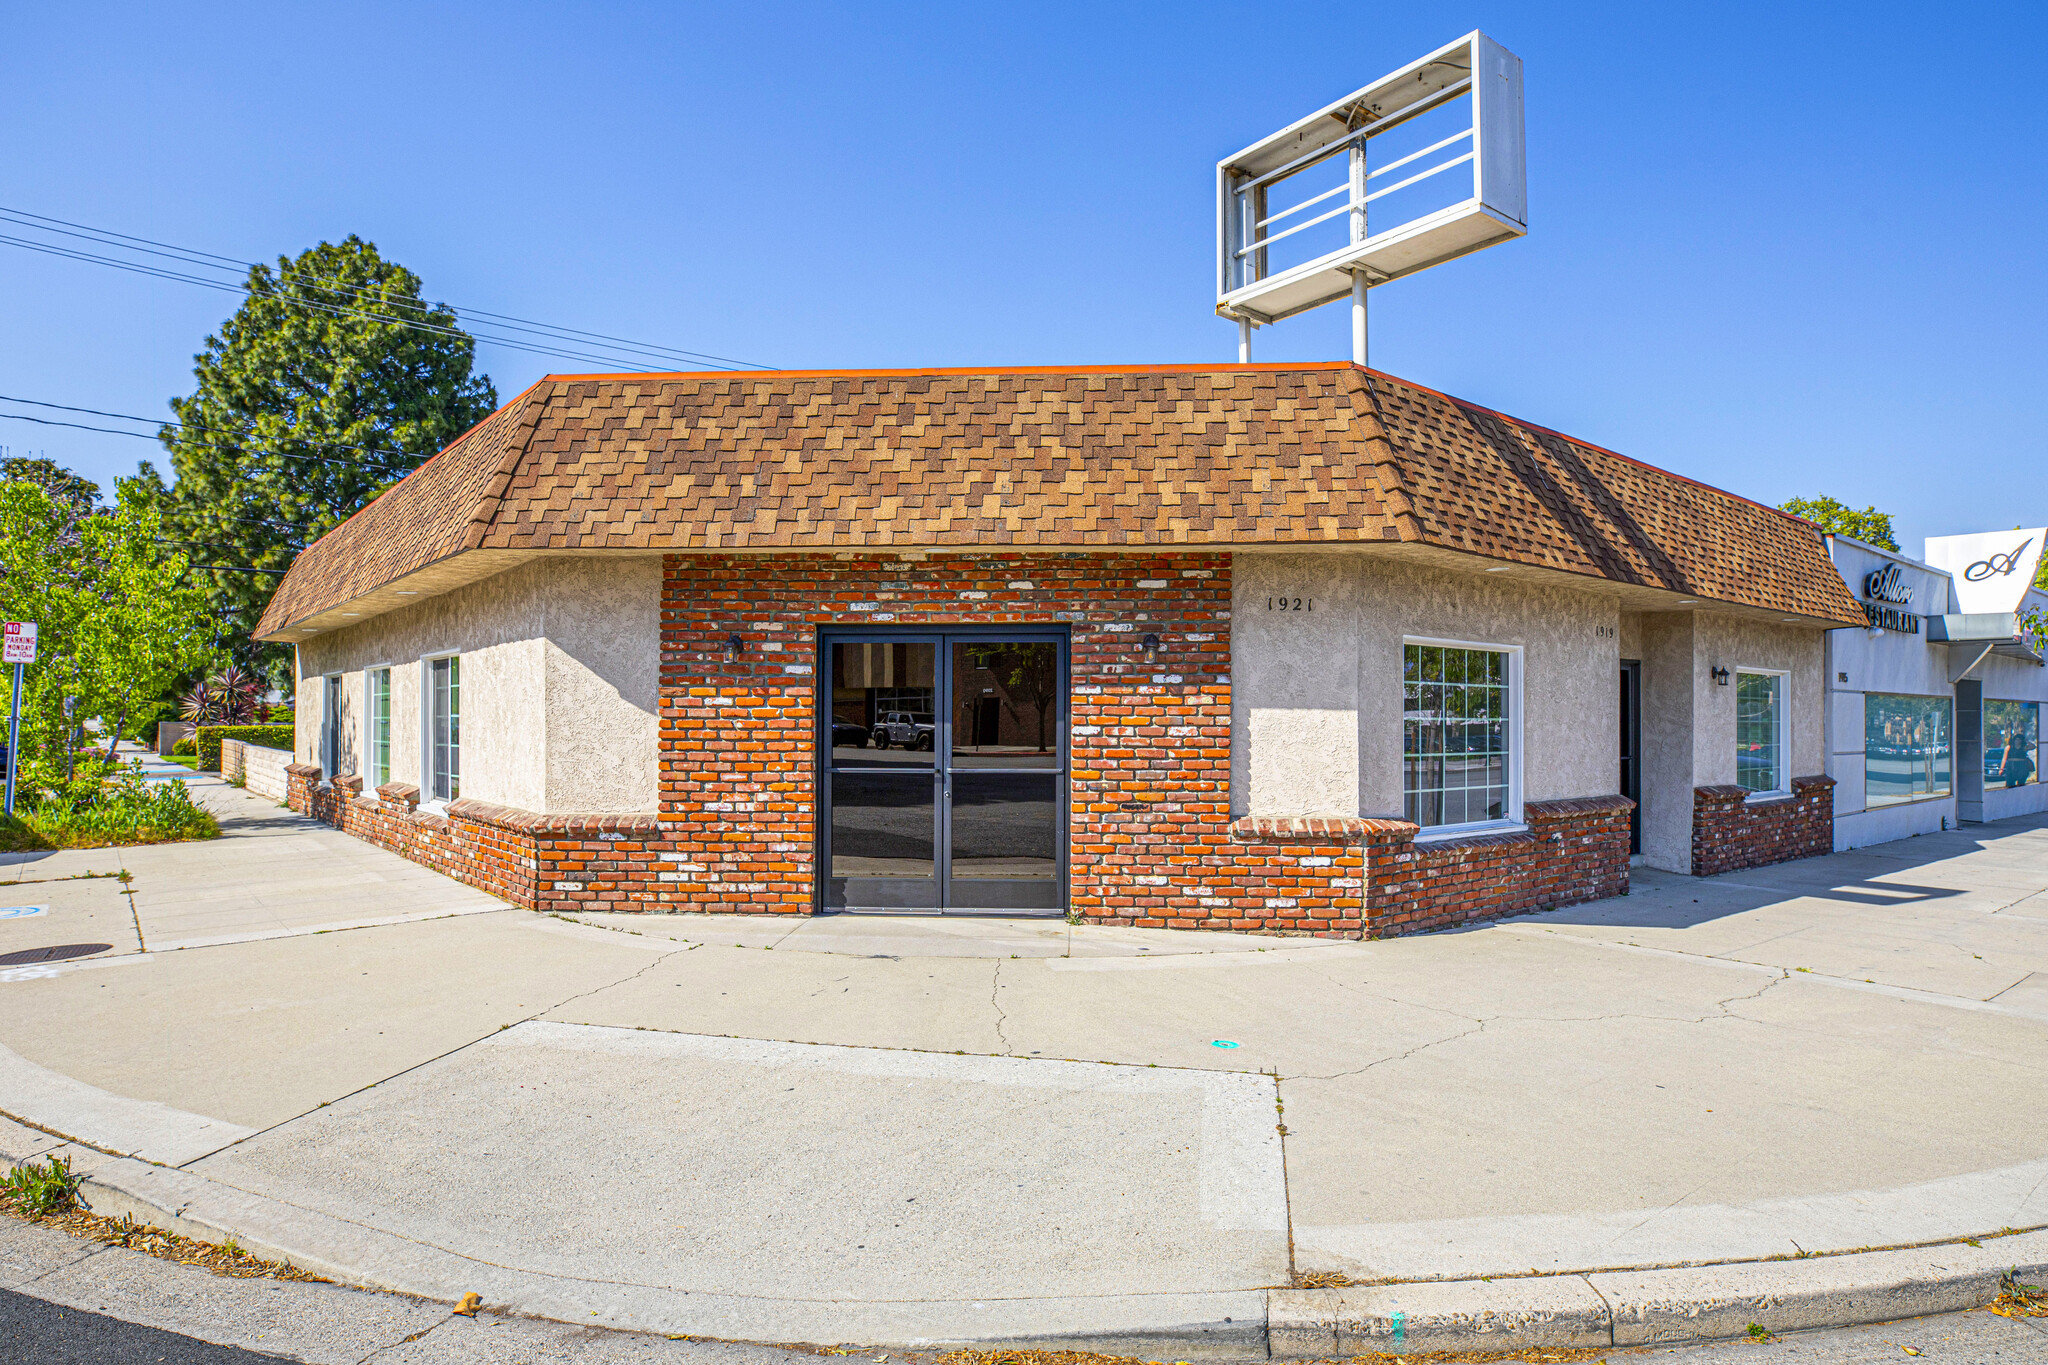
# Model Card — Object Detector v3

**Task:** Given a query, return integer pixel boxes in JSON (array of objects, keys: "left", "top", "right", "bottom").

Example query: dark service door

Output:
[
  {"left": 819, "top": 628, "right": 1067, "bottom": 915},
  {"left": 1619, "top": 659, "right": 1641, "bottom": 855}
]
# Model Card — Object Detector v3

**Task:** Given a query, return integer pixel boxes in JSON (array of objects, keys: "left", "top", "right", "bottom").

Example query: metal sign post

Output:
[{"left": 3, "top": 622, "right": 37, "bottom": 817}]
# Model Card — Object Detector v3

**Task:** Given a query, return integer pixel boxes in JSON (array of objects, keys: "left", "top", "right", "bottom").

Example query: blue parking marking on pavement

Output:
[{"left": 0, "top": 906, "right": 46, "bottom": 919}]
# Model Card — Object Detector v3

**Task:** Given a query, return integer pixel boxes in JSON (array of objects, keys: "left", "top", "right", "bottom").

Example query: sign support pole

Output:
[
  {"left": 1349, "top": 141, "right": 1369, "bottom": 367},
  {"left": 1237, "top": 316, "right": 1250, "bottom": 364},
  {"left": 5, "top": 662, "right": 21, "bottom": 818}
]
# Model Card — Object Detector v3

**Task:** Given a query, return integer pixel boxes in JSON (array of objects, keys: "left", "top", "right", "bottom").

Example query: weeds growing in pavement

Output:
[
  {"left": 0, "top": 1155, "right": 79, "bottom": 1216},
  {"left": 1990, "top": 1269, "right": 2048, "bottom": 1318}
]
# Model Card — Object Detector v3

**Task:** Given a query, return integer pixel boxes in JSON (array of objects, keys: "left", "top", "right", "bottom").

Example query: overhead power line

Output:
[
  {"left": 0, "top": 205, "right": 770, "bottom": 372},
  {"left": 0, "top": 411, "right": 414, "bottom": 473},
  {"left": 0, "top": 393, "right": 424, "bottom": 462}
]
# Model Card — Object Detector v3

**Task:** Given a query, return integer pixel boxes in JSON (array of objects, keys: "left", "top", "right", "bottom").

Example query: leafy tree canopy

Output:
[
  {"left": 0, "top": 476, "right": 216, "bottom": 793},
  {"left": 1780, "top": 496, "right": 1898, "bottom": 552},
  {"left": 148, "top": 236, "right": 498, "bottom": 664}
]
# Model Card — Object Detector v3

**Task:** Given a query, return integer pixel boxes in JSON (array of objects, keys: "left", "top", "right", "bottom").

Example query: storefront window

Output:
[
  {"left": 429, "top": 655, "right": 460, "bottom": 802},
  {"left": 1864, "top": 693, "right": 1951, "bottom": 806},
  {"left": 1735, "top": 671, "right": 1786, "bottom": 795},
  {"left": 1985, "top": 700, "right": 2039, "bottom": 789},
  {"left": 1403, "top": 644, "right": 1511, "bottom": 829}
]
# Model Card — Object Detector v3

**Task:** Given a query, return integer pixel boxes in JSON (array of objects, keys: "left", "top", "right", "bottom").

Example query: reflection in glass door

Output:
[{"left": 820, "top": 630, "right": 1066, "bottom": 915}]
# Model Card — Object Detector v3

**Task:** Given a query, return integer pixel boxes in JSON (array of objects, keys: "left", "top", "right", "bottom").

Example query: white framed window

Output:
[
  {"left": 1735, "top": 668, "right": 1789, "bottom": 798},
  {"left": 1402, "top": 638, "right": 1523, "bottom": 834},
  {"left": 364, "top": 667, "right": 392, "bottom": 790},
  {"left": 420, "top": 653, "right": 461, "bottom": 804}
]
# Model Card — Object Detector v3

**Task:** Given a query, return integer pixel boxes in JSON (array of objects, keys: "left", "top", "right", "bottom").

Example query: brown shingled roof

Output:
[{"left": 254, "top": 364, "right": 1865, "bottom": 638}]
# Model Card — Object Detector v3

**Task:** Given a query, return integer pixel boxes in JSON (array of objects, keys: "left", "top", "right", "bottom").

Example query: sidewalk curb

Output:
[
  {"left": 10, "top": 1124, "right": 2046, "bottom": 1358},
  {"left": 1268, "top": 1233, "right": 2048, "bottom": 1356},
  {"left": 19, "top": 1143, "right": 1266, "bottom": 1359}
]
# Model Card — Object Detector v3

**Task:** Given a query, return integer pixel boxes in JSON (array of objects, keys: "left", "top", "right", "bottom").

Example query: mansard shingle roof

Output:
[{"left": 254, "top": 363, "right": 1865, "bottom": 638}]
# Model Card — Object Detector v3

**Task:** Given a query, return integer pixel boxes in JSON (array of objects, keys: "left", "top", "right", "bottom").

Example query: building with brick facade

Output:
[{"left": 255, "top": 363, "right": 1871, "bottom": 937}]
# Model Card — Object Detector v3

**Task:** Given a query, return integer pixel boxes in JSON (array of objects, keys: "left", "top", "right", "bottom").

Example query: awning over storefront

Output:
[{"left": 1925, "top": 613, "right": 2044, "bottom": 670}]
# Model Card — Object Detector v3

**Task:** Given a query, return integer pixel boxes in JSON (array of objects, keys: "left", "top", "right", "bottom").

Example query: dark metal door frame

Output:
[
  {"left": 815, "top": 625, "right": 1070, "bottom": 916},
  {"left": 1619, "top": 658, "right": 1642, "bottom": 855}
]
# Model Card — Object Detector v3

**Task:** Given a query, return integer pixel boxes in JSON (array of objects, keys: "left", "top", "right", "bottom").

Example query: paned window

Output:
[
  {"left": 368, "top": 668, "right": 391, "bottom": 789},
  {"left": 1864, "top": 692, "right": 1951, "bottom": 806},
  {"left": 1986, "top": 700, "right": 2039, "bottom": 789},
  {"left": 429, "top": 655, "right": 460, "bottom": 802},
  {"left": 1735, "top": 671, "right": 1786, "bottom": 795},
  {"left": 1403, "top": 644, "right": 1511, "bottom": 829}
]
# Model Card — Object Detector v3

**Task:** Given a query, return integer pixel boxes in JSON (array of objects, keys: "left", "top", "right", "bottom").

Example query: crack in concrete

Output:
[
  {"left": 990, "top": 960, "right": 1013, "bottom": 1056},
  {"left": 354, "top": 1312, "right": 459, "bottom": 1363},
  {"left": 1291, "top": 1016, "right": 1492, "bottom": 1082}
]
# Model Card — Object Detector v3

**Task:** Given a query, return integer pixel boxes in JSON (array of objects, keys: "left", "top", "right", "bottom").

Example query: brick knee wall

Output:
[
  {"left": 1359, "top": 795, "right": 1634, "bottom": 937},
  {"left": 1691, "top": 775, "right": 1834, "bottom": 876}
]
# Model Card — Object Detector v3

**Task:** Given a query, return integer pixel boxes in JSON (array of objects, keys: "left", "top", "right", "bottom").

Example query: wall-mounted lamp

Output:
[
  {"left": 1141, "top": 632, "right": 1161, "bottom": 663},
  {"left": 726, "top": 633, "right": 746, "bottom": 657},
  {"left": 1710, "top": 665, "right": 1730, "bottom": 687}
]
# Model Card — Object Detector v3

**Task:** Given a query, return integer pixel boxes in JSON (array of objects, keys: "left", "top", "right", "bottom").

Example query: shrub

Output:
[
  {"left": 0, "top": 759, "right": 219, "bottom": 850},
  {"left": 172, "top": 736, "right": 196, "bottom": 756},
  {"left": 195, "top": 724, "right": 294, "bottom": 772}
]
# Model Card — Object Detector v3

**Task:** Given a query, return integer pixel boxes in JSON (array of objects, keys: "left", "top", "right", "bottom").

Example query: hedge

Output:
[{"left": 196, "top": 725, "right": 295, "bottom": 772}]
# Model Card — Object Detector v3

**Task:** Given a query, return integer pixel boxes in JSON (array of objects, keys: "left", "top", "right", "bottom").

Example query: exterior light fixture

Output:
[
  {"left": 726, "top": 633, "right": 746, "bottom": 657},
  {"left": 1676, "top": 600, "right": 1699, "bottom": 606},
  {"left": 1141, "top": 632, "right": 1161, "bottom": 662},
  {"left": 1485, "top": 566, "right": 1514, "bottom": 573},
  {"left": 1710, "top": 665, "right": 1730, "bottom": 686}
]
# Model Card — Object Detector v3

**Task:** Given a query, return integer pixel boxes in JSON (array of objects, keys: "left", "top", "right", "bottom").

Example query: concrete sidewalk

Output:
[{"left": 0, "top": 790, "right": 2045, "bottom": 1354}]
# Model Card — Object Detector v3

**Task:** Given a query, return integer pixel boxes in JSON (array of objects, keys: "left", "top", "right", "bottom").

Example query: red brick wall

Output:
[
  {"left": 1691, "top": 775, "right": 1834, "bottom": 876},
  {"left": 656, "top": 550, "right": 1364, "bottom": 935},
  {"left": 1358, "top": 796, "right": 1634, "bottom": 937},
  {"left": 284, "top": 764, "right": 659, "bottom": 911}
]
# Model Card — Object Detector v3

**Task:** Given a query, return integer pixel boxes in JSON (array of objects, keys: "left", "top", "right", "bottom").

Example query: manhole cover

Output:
[{"left": 0, "top": 943, "right": 111, "bottom": 966}]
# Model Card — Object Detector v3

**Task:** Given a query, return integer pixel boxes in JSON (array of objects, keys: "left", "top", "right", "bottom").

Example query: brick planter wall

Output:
[
  {"left": 1691, "top": 775, "right": 1835, "bottom": 876},
  {"left": 284, "top": 762, "right": 659, "bottom": 910},
  {"left": 1351, "top": 795, "right": 1635, "bottom": 937}
]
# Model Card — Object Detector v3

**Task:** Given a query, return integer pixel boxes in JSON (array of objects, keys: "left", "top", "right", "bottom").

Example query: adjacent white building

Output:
[{"left": 1823, "top": 530, "right": 2048, "bottom": 851}]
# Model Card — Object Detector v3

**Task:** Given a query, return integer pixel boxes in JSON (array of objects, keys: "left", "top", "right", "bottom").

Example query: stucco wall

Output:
[
  {"left": 1633, "top": 610, "right": 1829, "bottom": 872},
  {"left": 1233, "top": 552, "right": 1620, "bottom": 820},
  {"left": 1693, "top": 613, "right": 1826, "bottom": 787},
  {"left": 293, "top": 555, "right": 659, "bottom": 813}
]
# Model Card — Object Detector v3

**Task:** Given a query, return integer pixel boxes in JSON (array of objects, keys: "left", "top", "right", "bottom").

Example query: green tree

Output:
[
  {"left": 1780, "top": 496, "right": 1898, "bottom": 551},
  {"left": 0, "top": 479, "right": 215, "bottom": 792},
  {"left": 149, "top": 236, "right": 498, "bottom": 663}
]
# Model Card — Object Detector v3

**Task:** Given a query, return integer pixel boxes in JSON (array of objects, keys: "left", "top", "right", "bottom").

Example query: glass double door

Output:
[{"left": 821, "top": 629, "right": 1066, "bottom": 915}]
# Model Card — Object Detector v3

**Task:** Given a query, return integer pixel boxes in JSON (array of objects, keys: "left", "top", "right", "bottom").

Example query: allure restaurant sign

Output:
[
  {"left": 1861, "top": 562, "right": 1919, "bottom": 633},
  {"left": 1924, "top": 529, "right": 2048, "bottom": 614}
]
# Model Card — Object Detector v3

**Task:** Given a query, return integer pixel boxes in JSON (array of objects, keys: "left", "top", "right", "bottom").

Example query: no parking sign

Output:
[{"left": 2, "top": 622, "right": 34, "bottom": 664}]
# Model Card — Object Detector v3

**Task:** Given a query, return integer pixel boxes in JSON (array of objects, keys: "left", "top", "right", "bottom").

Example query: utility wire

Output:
[
  {"left": 0, "top": 205, "right": 769, "bottom": 371},
  {"left": 0, "top": 205, "right": 766, "bottom": 368},
  {"left": 0, "top": 234, "right": 689, "bottom": 372},
  {"left": 0, "top": 394, "right": 426, "bottom": 462},
  {"left": 0, "top": 412, "right": 416, "bottom": 473}
]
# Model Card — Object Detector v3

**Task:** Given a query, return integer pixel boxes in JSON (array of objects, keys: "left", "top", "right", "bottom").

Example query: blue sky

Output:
[{"left": 3, "top": 2, "right": 2041, "bottom": 555}]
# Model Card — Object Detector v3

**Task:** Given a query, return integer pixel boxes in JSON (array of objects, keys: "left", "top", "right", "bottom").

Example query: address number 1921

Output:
[{"left": 1266, "top": 597, "right": 1312, "bottom": 612}]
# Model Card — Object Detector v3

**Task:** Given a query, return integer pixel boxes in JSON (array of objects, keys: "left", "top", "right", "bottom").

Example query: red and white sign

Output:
[{"left": 3, "top": 622, "right": 37, "bottom": 665}]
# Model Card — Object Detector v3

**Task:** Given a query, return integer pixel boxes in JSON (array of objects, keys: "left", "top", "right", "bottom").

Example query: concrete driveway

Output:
[{"left": 1, "top": 768, "right": 2045, "bottom": 1348}]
